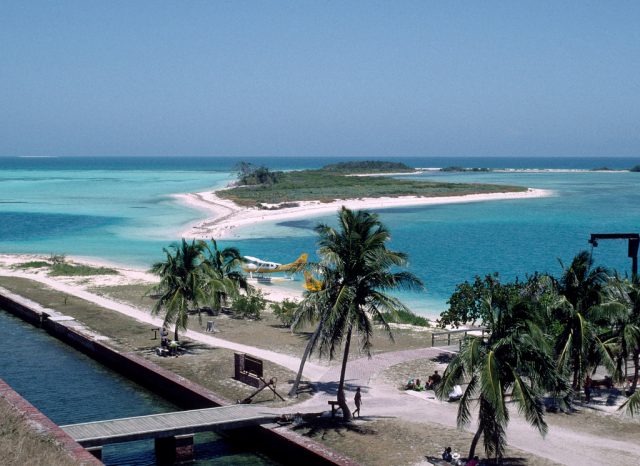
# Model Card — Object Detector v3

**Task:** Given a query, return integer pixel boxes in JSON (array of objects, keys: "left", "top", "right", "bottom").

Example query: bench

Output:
[{"left": 328, "top": 400, "right": 341, "bottom": 418}]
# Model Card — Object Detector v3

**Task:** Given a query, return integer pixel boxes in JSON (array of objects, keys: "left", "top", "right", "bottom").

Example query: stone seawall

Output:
[{"left": 0, "top": 290, "right": 360, "bottom": 466}]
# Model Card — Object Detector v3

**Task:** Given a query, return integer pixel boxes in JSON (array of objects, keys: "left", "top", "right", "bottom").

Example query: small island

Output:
[
  {"left": 178, "top": 161, "right": 549, "bottom": 240},
  {"left": 219, "top": 161, "right": 525, "bottom": 207}
]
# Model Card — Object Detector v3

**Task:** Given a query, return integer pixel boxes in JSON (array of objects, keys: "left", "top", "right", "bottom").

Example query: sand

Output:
[{"left": 177, "top": 187, "right": 553, "bottom": 240}]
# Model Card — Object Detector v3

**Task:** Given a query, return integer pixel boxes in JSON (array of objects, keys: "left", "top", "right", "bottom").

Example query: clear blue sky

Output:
[{"left": 1, "top": 1, "right": 639, "bottom": 157}]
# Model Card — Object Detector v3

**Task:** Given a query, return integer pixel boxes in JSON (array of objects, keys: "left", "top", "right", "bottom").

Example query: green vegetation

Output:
[
  {"left": 271, "top": 299, "right": 299, "bottom": 327},
  {"left": 437, "top": 251, "right": 640, "bottom": 460},
  {"left": 231, "top": 291, "right": 266, "bottom": 320},
  {"left": 49, "top": 263, "right": 119, "bottom": 276},
  {"left": 630, "top": 165, "right": 640, "bottom": 172},
  {"left": 11, "top": 258, "right": 118, "bottom": 276},
  {"left": 221, "top": 164, "right": 525, "bottom": 207},
  {"left": 440, "top": 166, "right": 491, "bottom": 172},
  {"left": 591, "top": 166, "right": 612, "bottom": 171},
  {"left": 321, "top": 160, "right": 414, "bottom": 173},
  {"left": 12, "top": 260, "right": 51, "bottom": 269},
  {"left": 377, "top": 308, "right": 429, "bottom": 327}
]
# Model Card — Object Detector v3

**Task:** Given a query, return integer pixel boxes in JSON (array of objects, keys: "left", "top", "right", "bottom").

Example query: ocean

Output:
[{"left": 1, "top": 156, "right": 639, "bottom": 318}]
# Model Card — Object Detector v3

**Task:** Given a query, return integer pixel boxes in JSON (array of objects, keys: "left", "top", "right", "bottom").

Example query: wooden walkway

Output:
[{"left": 61, "top": 405, "right": 278, "bottom": 447}]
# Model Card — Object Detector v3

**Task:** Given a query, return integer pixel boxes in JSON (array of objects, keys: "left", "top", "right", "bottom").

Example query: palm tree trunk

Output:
[
  {"left": 174, "top": 324, "right": 179, "bottom": 341},
  {"left": 468, "top": 422, "right": 483, "bottom": 461},
  {"left": 289, "top": 324, "right": 321, "bottom": 397},
  {"left": 631, "top": 348, "right": 639, "bottom": 393},
  {"left": 337, "top": 327, "right": 353, "bottom": 421}
]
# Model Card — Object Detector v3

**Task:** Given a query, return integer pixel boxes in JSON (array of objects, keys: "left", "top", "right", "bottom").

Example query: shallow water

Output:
[{"left": 1, "top": 156, "right": 639, "bottom": 317}]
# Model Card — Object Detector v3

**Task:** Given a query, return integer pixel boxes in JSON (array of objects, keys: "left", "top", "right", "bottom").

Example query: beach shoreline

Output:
[{"left": 176, "top": 187, "right": 554, "bottom": 240}]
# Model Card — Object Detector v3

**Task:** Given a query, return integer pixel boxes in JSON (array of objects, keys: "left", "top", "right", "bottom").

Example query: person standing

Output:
[
  {"left": 353, "top": 387, "right": 362, "bottom": 417},
  {"left": 584, "top": 375, "right": 592, "bottom": 403}
]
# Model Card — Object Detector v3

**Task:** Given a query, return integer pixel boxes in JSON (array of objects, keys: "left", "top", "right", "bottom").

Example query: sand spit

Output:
[{"left": 177, "top": 188, "right": 553, "bottom": 240}]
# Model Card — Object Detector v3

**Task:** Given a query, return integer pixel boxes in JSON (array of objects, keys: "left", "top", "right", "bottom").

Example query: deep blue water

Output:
[
  {"left": 2, "top": 155, "right": 639, "bottom": 170},
  {"left": 0, "top": 310, "right": 277, "bottom": 465}
]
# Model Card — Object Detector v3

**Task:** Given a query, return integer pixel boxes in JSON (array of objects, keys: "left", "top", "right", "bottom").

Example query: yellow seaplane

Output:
[{"left": 242, "top": 254, "right": 308, "bottom": 282}]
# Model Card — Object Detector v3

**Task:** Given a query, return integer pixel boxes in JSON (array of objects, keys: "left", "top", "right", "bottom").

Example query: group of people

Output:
[
  {"left": 405, "top": 370, "right": 442, "bottom": 391},
  {"left": 442, "top": 447, "right": 481, "bottom": 466}
]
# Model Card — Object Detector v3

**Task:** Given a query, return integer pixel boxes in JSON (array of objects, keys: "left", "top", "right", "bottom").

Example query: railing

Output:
[{"left": 431, "top": 327, "right": 486, "bottom": 347}]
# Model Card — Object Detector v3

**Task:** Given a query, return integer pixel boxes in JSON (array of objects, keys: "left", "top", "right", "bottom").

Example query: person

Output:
[
  {"left": 405, "top": 378, "right": 416, "bottom": 390},
  {"left": 431, "top": 370, "right": 442, "bottom": 387},
  {"left": 160, "top": 327, "right": 169, "bottom": 347},
  {"left": 414, "top": 379, "right": 423, "bottom": 391},
  {"left": 584, "top": 375, "right": 592, "bottom": 403},
  {"left": 466, "top": 455, "right": 480, "bottom": 466},
  {"left": 353, "top": 386, "right": 362, "bottom": 417},
  {"left": 448, "top": 384, "right": 463, "bottom": 401},
  {"left": 169, "top": 339, "right": 179, "bottom": 357},
  {"left": 442, "top": 446, "right": 453, "bottom": 462}
]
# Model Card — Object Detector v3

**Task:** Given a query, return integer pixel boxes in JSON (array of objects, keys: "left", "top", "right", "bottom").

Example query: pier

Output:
[{"left": 61, "top": 404, "right": 278, "bottom": 462}]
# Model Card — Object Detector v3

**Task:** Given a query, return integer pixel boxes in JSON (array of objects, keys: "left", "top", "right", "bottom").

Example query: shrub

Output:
[
  {"left": 12, "top": 261, "right": 50, "bottom": 269},
  {"left": 49, "top": 263, "right": 119, "bottom": 276},
  {"left": 232, "top": 291, "right": 266, "bottom": 320},
  {"left": 630, "top": 165, "right": 640, "bottom": 172},
  {"left": 271, "top": 299, "right": 299, "bottom": 327},
  {"left": 376, "top": 309, "right": 430, "bottom": 327}
]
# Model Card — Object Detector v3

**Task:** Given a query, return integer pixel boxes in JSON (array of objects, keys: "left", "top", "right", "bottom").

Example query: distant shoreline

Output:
[{"left": 177, "top": 187, "right": 553, "bottom": 240}]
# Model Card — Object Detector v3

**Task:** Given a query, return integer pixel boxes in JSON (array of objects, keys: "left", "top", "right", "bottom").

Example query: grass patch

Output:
[
  {"left": 12, "top": 261, "right": 51, "bottom": 269},
  {"left": 378, "top": 309, "right": 430, "bottom": 327},
  {"left": 220, "top": 168, "right": 526, "bottom": 207},
  {"left": 49, "top": 263, "right": 119, "bottom": 276},
  {"left": 0, "top": 398, "right": 79, "bottom": 466}
]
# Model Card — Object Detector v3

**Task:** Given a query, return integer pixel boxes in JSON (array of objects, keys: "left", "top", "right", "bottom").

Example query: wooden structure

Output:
[
  {"left": 234, "top": 352, "right": 264, "bottom": 388},
  {"left": 61, "top": 405, "right": 277, "bottom": 462},
  {"left": 431, "top": 327, "right": 486, "bottom": 347}
]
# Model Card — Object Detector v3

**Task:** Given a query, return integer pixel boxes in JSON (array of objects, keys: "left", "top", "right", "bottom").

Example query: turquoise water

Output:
[
  {"left": 1, "top": 156, "right": 639, "bottom": 317},
  {"left": 0, "top": 310, "right": 277, "bottom": 465}
]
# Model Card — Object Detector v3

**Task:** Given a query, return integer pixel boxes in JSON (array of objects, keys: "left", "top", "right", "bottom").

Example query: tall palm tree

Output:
[
  {"left": 201, "top": 239, "right": 249, "bottom": 313},
  {"left": 150, "top": 239, "right": 208, "bottom": 341},
  {"left": 554, "top": 251, "right": 611, "bottom": 389},
  {"left": 437, "top": 287, "right": 568, "bottom": 460},
  {"left": 603, "top": 275, "right": 640, "bottom": 392},
  {"left": 314, "top": 207, "right": 423, "bottom": 420},
  {"left": 288, "top": 267, "right": 338, "bottom": 397}
]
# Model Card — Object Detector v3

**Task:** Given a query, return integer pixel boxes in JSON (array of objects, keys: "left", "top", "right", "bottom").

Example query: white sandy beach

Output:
[{"left": 177, "top": 187, "right": 553, "bottom": 240}]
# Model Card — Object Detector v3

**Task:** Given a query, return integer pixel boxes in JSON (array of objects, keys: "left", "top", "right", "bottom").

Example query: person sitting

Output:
[
  {"left": 405, "top": 378, "right": 416, "bottom": 390},
  {"left": 414, "top": 378, "right": 423, "bottom": 391},
  {"left": 429, "top": 370, "right": 442, "bottom": 388},
  {"left": 448, "top": 384, "right": 463, "bottom": 401},
  {"left": 442, "top": 446, "right": 453, "bottom": 462}
]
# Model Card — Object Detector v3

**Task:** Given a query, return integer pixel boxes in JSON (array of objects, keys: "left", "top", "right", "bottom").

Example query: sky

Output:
[{"left": 1, "top": 1, "right": 639, "bottom": 157}]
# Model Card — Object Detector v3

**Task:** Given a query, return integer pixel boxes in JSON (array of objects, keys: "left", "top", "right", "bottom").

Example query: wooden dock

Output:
[{"left": 61, "top": 405, "right": 278, "bottom": 447}]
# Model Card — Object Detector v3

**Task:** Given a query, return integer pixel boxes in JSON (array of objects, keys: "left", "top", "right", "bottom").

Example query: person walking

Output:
[{"left": 353, "top": 387, "right": 362, "bottom": 417}]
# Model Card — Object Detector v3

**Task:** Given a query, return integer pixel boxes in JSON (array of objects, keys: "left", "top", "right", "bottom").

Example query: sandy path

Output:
[{"left": 177, "top": 188, "right": 553, "bottom": 240}]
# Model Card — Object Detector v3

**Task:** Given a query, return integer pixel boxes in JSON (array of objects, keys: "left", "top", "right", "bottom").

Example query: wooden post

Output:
[
  {"left": 86, "top": 446, "right": 102, "bottom": 461},
  {"left": 447, "top": 333, "right": 451, "bottom": 345},
  {"left": 155, "top": 434, "right": 194, "bottom": 464}
]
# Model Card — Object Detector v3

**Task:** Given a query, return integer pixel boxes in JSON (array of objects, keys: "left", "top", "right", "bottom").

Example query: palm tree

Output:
[
  {"left": 436, "top": 286, "right": 568, "bottom": 461},
  {"left": 603, "top": 275, "right": 640, "bottom": 392},
  {"left": 554, "top": 251, "right": 611, "bottom": 389},
  {"left": 201, "top": 239, "right": 249, "bottom": 313},
  {"left": 313, "top": 207, "right": 423, "bottom": 420},
  {"left": 150, "top": 239, "right": 208, "bottom": 341},
  {"left": 288, "top": 267, "right": 339, "bottom": 397}
]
